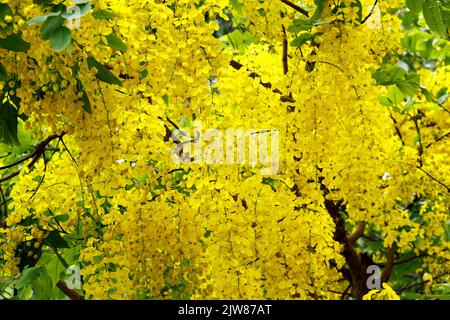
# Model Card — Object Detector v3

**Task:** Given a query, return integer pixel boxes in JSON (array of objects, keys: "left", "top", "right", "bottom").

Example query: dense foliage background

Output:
[{"left": 0, "top": 0, "right": 449, "bottom": 300}]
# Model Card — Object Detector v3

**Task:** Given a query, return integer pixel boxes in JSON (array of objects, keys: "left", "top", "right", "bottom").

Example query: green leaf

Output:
[
  {"left": 49, "top": 26, "right": 72, "bottom": 52},
  {"left": 230, "top": 0, "right": 244, "bottom": 13},
  {"left": 139, "top": 69, "right": 148, "bottom": 79},
  {"left": 92, "top": 9, "right": 117, "bottom": 20},
  {"left": 0, "top": 33, "right": 31, "bottom": 52},
  {"left": 387, "top": 85, "right": 405, "bottom": 105},
  {"left": 31, "top": 269, "right": 62, "bottom": 299},
  {"left": 396, "top": 81, "right": 419, "bottom": 97},
  {"left": 105, "top": 33, "right": 128, "bottom": 52},
  {"left": 63, "top": 245, "right": 83, "bottom": 265},
  {"left": 0, "top": 100, "right": 19, "bottom": 145},
  {"left": 287, "top": 19, "right": 314, "bottom": 33},
  {"left": 0, "top": 276, "right": 14, "bottom": 292},
  {"left": 46, "top": 230, "right": 70, "bottom": 249},
  {"left": 16, "top": 267, "right": 42, "bottom": 289},
  {"left": 406, "top": 0, "right": 424, "bottom": 12},
  {"left": 0, "top": 3, "right": 13, "bottom": 20},
  {"left": 27, "top": 15, "right": 49, "bottom": 25},
  {"left": 421, "top": 87, "right": 436, "bottom": 102},
  {"left": 87, "top": 56, "right": 122, "bottom": 86},
  {"left": 220, "top": 29, "right": 255, "bottom": 53},
  {"left": 311, "top": 0, "right": 328, "bottom": 21},
  {"left": 81, "top": 91, "right": 92, "bottom": 113},
  {"left": 40, "top": 15, "right": 64, "bottom": 40},
  {"left": 46, "top": 256, "right": 66, "bottom": 287},
  {"left": 54, "top": 214, "right": 70, "bottom": 222},
  {"left": 379, "top": 96, "right": 394, "bottom": 107},
  {"left": 291, "top": 34, "right": 313, "bottom": 47},
  {"left": 423, "top": 0, "right": 449, "bottom": 38},
  {"left": 0, "top": 63, "right": 7, "bottom": 81},
  {"left": 27, "top": 11, "right": 62, "bottom": 25}
]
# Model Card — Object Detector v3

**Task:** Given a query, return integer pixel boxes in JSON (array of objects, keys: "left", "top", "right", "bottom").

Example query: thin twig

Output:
[
  {"left": 341, "top": 284, "right": 351, "bottom": 300},
  {"left": 413, "top": 117, "right": 424, "bottom": 167},
  {"left": 389, "top": 113, "right": 406, "bottom": 146},
  {"left": 0, "top": 132, "right": 66, "bottom": 184},
  {"left": 229, "top": 60, "right": 295, "bottom": 102},
  {"left": 282, "top": 25, "right": 289, "bottom": 75},
  {"left": 417, "top": 167, "right": 450, "bottom": 192},
  {"left": 361, "top": 0, "right": 378, "bottom": 24},
  {"left": 280, "top": 0, "right": 309, "bottom": 17},
  {"left": 426, "top": 131, "right": 450, "bottom": 149},
  {"left": 0, "top": 153, "right": 33, "bottom": 171}
]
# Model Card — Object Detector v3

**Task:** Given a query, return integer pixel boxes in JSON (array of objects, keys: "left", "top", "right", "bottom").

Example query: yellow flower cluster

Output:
[{"left": 0, "top": 0, "right": 448, "bottom": 300}]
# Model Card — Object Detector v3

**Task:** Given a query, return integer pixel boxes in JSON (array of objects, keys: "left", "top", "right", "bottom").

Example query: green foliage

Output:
[
  {"left": 0, "top": 100, "right": 19, "bottom": 145},
  {"left": 92, "top": 9, "right": 117, "bottom": 20},
  {"left": 422, "top": 0, "right": 450, "bottom": 39},
  {"left": 87, "top": 56, "right": 123, "bottom": 86},
  {"left": 40, "top": 15, "right": 65, "bottom": 40},
  {"left": 105, "top": 33, "right": 128, "bottom": 52},
  {"left": 0, "top": 63, "right": 7, "bottom": 82},
  {"left": 50, "top": 26, "right": 72, "bottom": 52},
  {"left": 0, "top": 34, "right": 31, "bottom": 52}
]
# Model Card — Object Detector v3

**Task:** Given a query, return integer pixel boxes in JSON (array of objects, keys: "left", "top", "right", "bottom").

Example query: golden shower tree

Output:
[{"left": 0, "top": 0, "right": 449, "bottom": 300}]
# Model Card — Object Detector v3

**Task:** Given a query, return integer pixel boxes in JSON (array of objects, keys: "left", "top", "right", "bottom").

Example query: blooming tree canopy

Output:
[{"left": 0, "top": 0, "right": 449, "bottom": 300}]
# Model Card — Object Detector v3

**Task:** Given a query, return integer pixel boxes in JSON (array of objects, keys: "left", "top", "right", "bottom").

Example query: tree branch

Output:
[
  {"left": 381, "top": 246, "right": 394, "bottom": 283},
  {"left": 0, "top": 153, "right": 34, "bottom": 171},
  {"left": 229, "top": 60, "right": 295, "bottom": 102},
  {"left": 280, "top": 0, "right": 309, "bottom": 17},
  {"left": 320, "top": 181, "right": 368, "bottom": 299},
  {"left": 348, "top": 221, "right": 366, "bottom": 244},
  {"left": 282, "top": 25, "right": 289, "bottom": 75},
  {"left": 393, "top": 253, "right": 428, "bottom": 266},
  {"left": 361, "top": 0, "right": 378, "bottom": 24},
  {"left": 0, "top": 132, "right": 66, "bottom": 184},
  {"left": 413, "top": 116, "right": 424, "bottom": 167},
  {"left": 56, "top": 280, "right": 84, "bottom": 300},
  {"left": 389, "top": 113, "right": 405, "bottom": 146},
  {"left": 426, "top": 131, "right": 450, "bottom": 149},
  {"left": 417, "top": 167, "right": 450, "bottom": 192}
]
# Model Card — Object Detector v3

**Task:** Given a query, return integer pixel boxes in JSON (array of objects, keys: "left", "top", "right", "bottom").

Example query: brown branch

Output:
[
  {"left": 320, "top": 182, "right": 368, "bottom": 299},
  {"left": 282, "top": 25, "right": 289, "bottom": 75},
  {"left": 381, "top": 246, "right": 394, "bottom": 283},
  {"left": 399, "top": 272, "right": 449, "bottom": 294},
  {"left": 393, "top": 253, "right": 429, "bottom": 266},
  {"left": 426, "top": 131, "right": 450, "bottom": 149},
  {"left": 27, "top": 133, "right": 66, "bottom": 168},
  {"left": 280, "top": 0, "right": 309, "bottom": 17},
  {"left": 413, "top": 117, "right": 424, "bottom": 167},
  {"left": 417, "top": 167, "right": 450, "bottom": 192},
  {"left": 389, "top": 113, "right": 405, "bottom": 146},
  {"left": 0, "top": 153, "right": 34, "bottom": 171},
  {"left": 348, "top": 221, "right": 366, "bottom": 244},
  {"left": 0, "top": 132, "right": 66, "bottom": 184},
  {"left": 57, "top": 280, "right": 84, "bottom": 300},
  {"left": 0, "top": 170, "right": 20, "bottom": 183},
  {"left": 229, "top": 60, "right": 295, "bottom": 102},
  {"left": 361, "top": 0, "right": 378, "bottom": 24},
  {"left": 0, "top": 184, "right": 7, "bottom": 228},
  {"left": 341, "top": 284, "right": 351, "bottom": 300}
]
